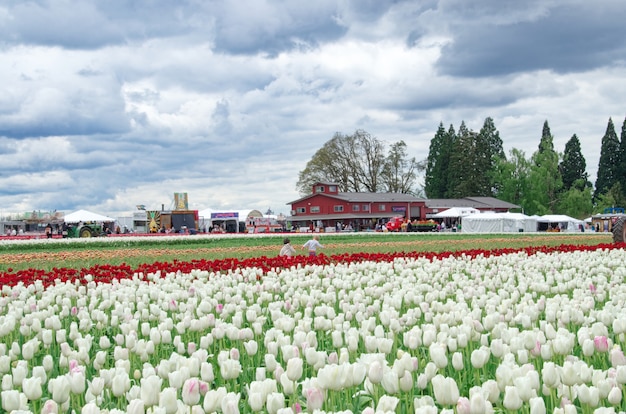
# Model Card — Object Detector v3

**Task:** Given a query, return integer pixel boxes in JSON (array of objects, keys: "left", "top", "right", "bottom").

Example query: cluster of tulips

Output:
[{"left": 1, "top": 243, "right": 626, "bottom": 413}]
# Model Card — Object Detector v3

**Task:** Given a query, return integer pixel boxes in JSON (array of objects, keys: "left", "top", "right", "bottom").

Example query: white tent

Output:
[
  {"left": 433, "top": 207, "right": 480, "bottom": 218},
  {"left": 64, "top": 209, "right": 116, "bottom": 223},
  {"left": 462, "top": 212, "right": 537, "bottom": 233},
  {"left": 501, "top": 212, "right": 538, "bottom": 233},
  {"left": 462, "top": 212, "right": 504, "bottom": 233},
  {"left": 536, "top": 214, "right": 584, "bottom": 232}
]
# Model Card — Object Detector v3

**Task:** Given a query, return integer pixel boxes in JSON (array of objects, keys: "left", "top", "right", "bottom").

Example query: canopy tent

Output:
[
  {"left": 536, "top": 214, "right": 584, "bottom": 232},
  {"left": 500, "top": 212, "right": 538, "bottom": 233},
  {"left": 64, "top": 209, "right": 116, "bottom": 223},
  {"left": 462, "top": 212, "right": 537, "bottom": 233},
  {"left": 432, "top": 207, "right": 480, "bottom": 218}
]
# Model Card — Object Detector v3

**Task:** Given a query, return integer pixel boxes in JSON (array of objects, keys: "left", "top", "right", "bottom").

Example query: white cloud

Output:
[{"left": 0, "top": 0, "right": 624, "bottom": 217}]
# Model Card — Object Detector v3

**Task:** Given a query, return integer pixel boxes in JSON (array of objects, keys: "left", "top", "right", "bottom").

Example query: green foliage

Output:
[
  {"left": 618, "top": 117, "right": 626, "bottom": 199},
  {"left": 425, "top": 123, "right": 454, "bottom": 198},
  {"left": 492, "top": 149, "right": 530, "bottom": 208},
  {"left": 559, "top": 134, "right": 589, "bottom": 191},
  {"left": 557, "top": 183, "right": 594, "bottom": 219},
  {"left": 594, "top": 118, "right": 621, "bottom": 199},
  {"left": 594, "top": 183, "right": 626, "bottom": 213},
  {"left": 538, "top": 120, "right": 555, "bottom": 153},
  {"left": 525, "top": 122, "right": 562, "bottom": 215},
  {"left": 446, "top": 119, "right": 506, "bottom": 198}
]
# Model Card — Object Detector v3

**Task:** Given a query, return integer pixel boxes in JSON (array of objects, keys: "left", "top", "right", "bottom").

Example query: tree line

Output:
[{"left": 297, "top": 117, "right": 626, "bottom": 219}]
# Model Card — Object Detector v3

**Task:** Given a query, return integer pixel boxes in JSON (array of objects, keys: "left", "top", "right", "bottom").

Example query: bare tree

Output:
[{"left": 297, "top": 130, "right": 421, "bottom": 195}]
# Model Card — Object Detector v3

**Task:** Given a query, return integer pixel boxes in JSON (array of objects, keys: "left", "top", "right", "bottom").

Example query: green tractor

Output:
[{"left": 66, "top": 223, "right": 104, "bottom": 238}]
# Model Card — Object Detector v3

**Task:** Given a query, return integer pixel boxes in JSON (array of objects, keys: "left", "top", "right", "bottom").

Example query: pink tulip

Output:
[
  {"left": 305, "top": 387, "right": 324, "bottom": 411},
  {"left": 456, "top": 397, "right": 470, "bottom": 414},
  {"left": 182, "top": 378, "right": 202, "bottom": 406},
  {"left": 594, "top": 336, "right": 609, "bottom": 353},
  {"left": 41, "top": 399, "right": 59, "bottom": 414}
]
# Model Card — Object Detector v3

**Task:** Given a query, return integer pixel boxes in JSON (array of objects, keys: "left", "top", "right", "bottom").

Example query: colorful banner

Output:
[
  {"left": 174, "top": 193, "right": 189, "bottom": 210},
  {"left": 211, "top": 212, "right": 239, "bottom": 219}
]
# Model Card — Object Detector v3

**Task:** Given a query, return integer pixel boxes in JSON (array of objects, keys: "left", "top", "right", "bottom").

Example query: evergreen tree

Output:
[
  {"left": 477, "top": 117, "right": 506, "bottom": 196},
  {"left": 618, "top": 117, "right": 626, "bottom": 200},
  {"left": 447, "top": 121, "right": 473, "bottom": 198},
  {"left": 424, "top": 123, "right": 449, "bottom": 198},
  {"left": 538, "top": 120, "right": 555, "bottom": 153},
  {"left": 594, "top": 118, "right": 621, "bottom": 200},
  {"left": 526, "top": 122, "right": 562, "bottom": 214},
  {"left": 559, "top": 134, "right": 588, "bottom": 191}
]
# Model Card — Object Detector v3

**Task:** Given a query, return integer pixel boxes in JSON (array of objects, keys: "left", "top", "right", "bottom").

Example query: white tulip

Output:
[
  {"left": 502, "top": 385, "right": 522, "bottom": 411},
  {"left": 266, "top": 391, "right": 285, "bottom": 414},
  {"left": 367, "top": 360, "right": 384, "bottom": 384},
  {"left": 452, "top": 352, "right": 464, "bottom": 371},
  {"left": 429, "top": 343, "right": 448, "bottom": 369},
  {"left": 221, "top": 391, "right": 241, "bottom": 414},
  {"left": 140, "top": 375, "right": 162, "bottom": 407},
  {"left": 248, "top": 391, "right": 264, "bottom": 411},
  {"left": 608, "top": 385, "right": 622, "bottom": 405},
  {"left": 433, "top": 375, "right": 460, "bottom": 406},
  {"left": 159, "top": 386, "right": 178, "bottom": 413},
  {"left": 285, "top": 357, "right": 303, "bottom": 381},
  {"left": 23, "top": 376, "right": 43, "bottom": 401}
]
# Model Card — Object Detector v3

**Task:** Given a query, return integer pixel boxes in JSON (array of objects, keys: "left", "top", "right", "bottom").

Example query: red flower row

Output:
[{"left": 1, "top": 243, "right": 624, "bottom": 289}]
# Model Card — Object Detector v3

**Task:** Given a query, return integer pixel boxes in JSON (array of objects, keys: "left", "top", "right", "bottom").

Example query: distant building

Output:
[{"left": 286, "top": 181, "right": 519, "bottom": 231}]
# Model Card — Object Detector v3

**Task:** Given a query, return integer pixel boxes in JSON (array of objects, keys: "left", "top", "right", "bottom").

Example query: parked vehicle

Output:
[
  {"left": 66, "top": 223, "right": 104, "bottom": 238},
  {"left": 385, "top": 217, "right": 405, "bottom": 232}
]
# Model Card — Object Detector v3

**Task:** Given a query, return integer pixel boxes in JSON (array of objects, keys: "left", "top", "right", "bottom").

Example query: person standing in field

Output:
[
  {"left": 303, "top": 235, "right": 324, "bottom": 257},
  {"left": 279, "top": 237, "right": 296, "bottom": 257}
]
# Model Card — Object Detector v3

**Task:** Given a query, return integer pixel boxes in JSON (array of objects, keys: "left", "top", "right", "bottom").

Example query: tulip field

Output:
[{"left": 1, "top": 234, "right": 626, "bottom": 413}]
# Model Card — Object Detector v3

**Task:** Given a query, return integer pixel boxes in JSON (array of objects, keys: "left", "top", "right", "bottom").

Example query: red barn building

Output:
[{"left": 287, "top": 181, "right": 519, "bottom": 232}]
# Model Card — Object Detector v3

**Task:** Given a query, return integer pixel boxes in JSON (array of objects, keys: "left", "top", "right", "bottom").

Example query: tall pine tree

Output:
[
  {"left": 559, "top": 134, "right": 588, "bottom": 191},
  {"left": 618, "top": 117, "right": 626, "bottom": 200},
  {"left": 477, "top": 117, "right": 506, "bottom": 196},
  {"left": 594, "top": 118, "right": 621, "bottom": 200},
  {"left": 424, "top": 123, "right": 450, "bottom": 198},
  {"left": 526, "top": 121, "right": 562, "bottom": 214},
  {"left": 447, "top": 121, "right": 473, "bottom": 198},
  {"left": 538, "top": 120, "right": 555, "bottom": 153}
]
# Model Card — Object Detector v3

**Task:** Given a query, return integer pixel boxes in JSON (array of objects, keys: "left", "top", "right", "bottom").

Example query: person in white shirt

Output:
[
  {"left": 302, "top": 235, "right": 324, "bottom": 257},
  {"left": 279, "top": 238, "right": 296, "bottom": 257}
]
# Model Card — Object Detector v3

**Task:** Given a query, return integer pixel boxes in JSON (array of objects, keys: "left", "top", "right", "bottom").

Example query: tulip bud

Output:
[
  {"left": 452, "top": 352, "right": 464, "bottom": 371},
  {"left": 502, "top": 386, "right": 523, "bottom": 411},
  {"left": 286, "top": 358, "right": 303, "bottom": 382},
  {"left": 182, "top": 378, "right": 202, "bottom": 406},
  {"left": 159, "top": 386, "right": 178, "bottom": 413},
  {"left": 204, "top": 387, "right": 227, "bottom": 413},
  {"left": 1, "top": 390, "right": 21, "bottom": 412},
  {"left": 50, "top": 375, "right": 71, "bottom": 404},
  {"left": 23, "top": 376, "right": 43, "bottom": 401},
  {"left": 221, "top": 391, "right": 241, "bottom": 414},
  {"left": 41, "top": 399, "right": 59, "bottom": 414},
  {"left": 140, "top": 375, "right": 162, "bottom": 407},
  {"left": 431, "top": 375, "right": 459, "bottom": 406},
  {"left": 267, "top": 391, "right": 285, "bottom": 414}
]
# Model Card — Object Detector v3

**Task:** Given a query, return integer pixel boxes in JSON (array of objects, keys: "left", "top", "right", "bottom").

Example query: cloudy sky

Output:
[{"left": 1, "top": 0, "right": 625, "bottom": 217}]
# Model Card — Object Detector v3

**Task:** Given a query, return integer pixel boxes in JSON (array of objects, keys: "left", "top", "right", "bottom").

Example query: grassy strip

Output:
[{"left": 0, "top": 232, "right": 612, "bottom": 273}]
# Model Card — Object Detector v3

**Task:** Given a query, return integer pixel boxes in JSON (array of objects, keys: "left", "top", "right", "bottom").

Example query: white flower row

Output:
[{"left": 0, "top": 247, "right": 626, "bottom": 413}]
